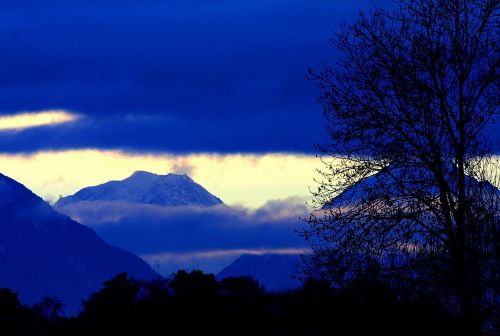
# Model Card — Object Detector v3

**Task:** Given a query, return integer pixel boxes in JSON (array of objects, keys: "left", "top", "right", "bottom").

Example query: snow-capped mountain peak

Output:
[{"left": 55, "top": 171, "right": 223, "bottom": 208}]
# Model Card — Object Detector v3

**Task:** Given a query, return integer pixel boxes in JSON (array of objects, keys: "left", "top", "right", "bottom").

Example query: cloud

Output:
[
  {"left": 55, "top": 197, "right": 310, "bottom": 274},
  {"left": 170, "top": 161, "right": 195, "bottom": 176},
  {"left": 0, "top": 1, "right": 495, "bottom": 155},
  {"left": 0, "top": 0, "right": 380, "bottom": 154},
  {"left": 56, "top": 201, "right": 308, "bottom": 254},
  {"left": 252, "top": 196, "right": 310, "bottom": 221},
  {"left": 0, "top": 150, "right": 321, "bottom": 208},
  {"left": 0, "top": 110, "right": 79, "bottom": 132},
  {"left": 141, "top": 248, "right": 309, "bottom": 275},
  {"left": 143, "top": 248, "right": 308, "bottom": 264}
]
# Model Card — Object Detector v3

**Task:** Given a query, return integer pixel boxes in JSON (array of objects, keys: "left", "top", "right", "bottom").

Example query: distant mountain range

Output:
[
  {"left": 217, "top": 254, "right": 303, "bottom": 292},
  {"left": 54, "top": 170, "right": 307, "bottom": 278},
  {"left": 55, "top": 171, "right": 223, "bottom": 208},
  {"left": 0, "top": 173, "right": 159, "bottom": 314}
]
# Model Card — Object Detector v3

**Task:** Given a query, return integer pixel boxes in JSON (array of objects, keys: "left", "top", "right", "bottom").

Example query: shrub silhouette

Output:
[{"left": 0, "top": 272, "right": 472, "bottom": 336}]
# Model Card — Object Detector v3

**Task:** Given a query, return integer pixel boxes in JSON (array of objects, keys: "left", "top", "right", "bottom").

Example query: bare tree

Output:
[{"left": 302, "top": 0, "right": 499, "bottom": 334}]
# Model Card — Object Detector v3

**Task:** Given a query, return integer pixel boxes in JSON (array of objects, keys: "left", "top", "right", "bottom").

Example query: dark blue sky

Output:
[{"left": 0, "top": 0, "right": 378, "bottom": 154}]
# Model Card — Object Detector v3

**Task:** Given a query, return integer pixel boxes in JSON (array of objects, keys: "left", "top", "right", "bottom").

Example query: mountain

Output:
[
  {"left": 0, "top": 173, "right": 159, "bottom": 314},
  {"left": 55, "top": 171, "right": 223, "bottom": 208},
  {"left": 53, "top": 171, "right": 306, "bottom": 278},
  {"left": 217, "top": 254, "right": 302, "bottom": 292}
]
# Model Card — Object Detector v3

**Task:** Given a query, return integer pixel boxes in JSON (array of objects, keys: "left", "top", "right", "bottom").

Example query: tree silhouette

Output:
[
  {"left": 33, "top": 296, "right": 64, "bottom": 322},
  {"left": 218, "top": 276, "right": 264, "bottom": 297},
  {"left": 168, "top": 269, "right": 218, "bottom": 298},
  {"left": 302, "top": 0, "right": 499, "bottom": 334},
  {"left": 79, "top": 273, "right": 140, "bottom": 335},
  {"left": 0, "top": 273, "right": 467, "bottom": 335}
]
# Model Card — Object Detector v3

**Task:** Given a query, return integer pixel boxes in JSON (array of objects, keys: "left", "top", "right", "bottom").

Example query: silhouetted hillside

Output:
[
  {"left": 217, "top": 254, "right": 302, "bottom": 291},
  {"left": 0, "top": 173, "right": 159, "bottom": 314}
]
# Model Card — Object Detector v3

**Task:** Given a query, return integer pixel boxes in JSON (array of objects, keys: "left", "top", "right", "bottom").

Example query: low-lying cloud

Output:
[
  {"left": 142, "top": 248, "right": 309, "bottom": 275},
  {"left": 55, "top": 197, "right": 310, "bottom": 275}
]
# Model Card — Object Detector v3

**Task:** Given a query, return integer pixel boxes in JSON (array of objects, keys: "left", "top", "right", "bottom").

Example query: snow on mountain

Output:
[
  {"left": 217, "top": 254, "right": 303, "bottom": 292},
  {"left": 0, "top": 173, "right": 159, "bottom": 314},
  {"left": 53, "top": 171, "right": 307, "bottom": 278},
  {"left": 55, "top": 171, "right": 223, "bottom": 208}
]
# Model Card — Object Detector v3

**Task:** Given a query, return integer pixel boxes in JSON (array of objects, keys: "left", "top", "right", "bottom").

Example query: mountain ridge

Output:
[
  {"left": 0, "top": 172, "right": 159, "bottom": 314},
  {"left": 55, "top": 171, "right": 223, "bottom": 208},
  {"left": 217, "top": 254, "right": 303, "bottom": 292}
]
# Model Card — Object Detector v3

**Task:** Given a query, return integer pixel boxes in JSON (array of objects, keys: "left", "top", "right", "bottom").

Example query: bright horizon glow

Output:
[
  {"left": 0, "top": 110, "right": 80, "bottom": 131},
  {"left": 2, "top": 150, "right": 494, "bottom": 209},
  {"left": 0, "top": 149, "right": 322, "bottom": 208}
]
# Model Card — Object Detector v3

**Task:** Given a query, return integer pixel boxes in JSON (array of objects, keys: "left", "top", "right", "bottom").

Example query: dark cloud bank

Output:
[{"left": 0, "top": 0, "right": 378, "bottom": 154}]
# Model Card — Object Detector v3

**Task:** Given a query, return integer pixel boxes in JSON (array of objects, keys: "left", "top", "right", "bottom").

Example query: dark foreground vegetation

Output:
[{"left": 0, "top": 270, "right": 467, "bottom": 336}]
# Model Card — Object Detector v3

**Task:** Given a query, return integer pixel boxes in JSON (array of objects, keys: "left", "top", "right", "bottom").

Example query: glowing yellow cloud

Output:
[
  {"left": 0, "top": 110, "right": 79, "bottom": 131},
  {"left": 0, "top": 150, "right": 323, "bottom": 208}
]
